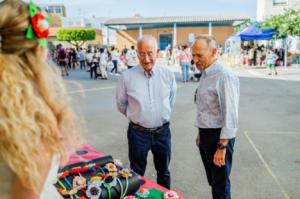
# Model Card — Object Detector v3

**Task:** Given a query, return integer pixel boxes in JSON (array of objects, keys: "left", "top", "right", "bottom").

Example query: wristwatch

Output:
[{"left": 217, "top": 143, "right": 227, "bottom": 150}]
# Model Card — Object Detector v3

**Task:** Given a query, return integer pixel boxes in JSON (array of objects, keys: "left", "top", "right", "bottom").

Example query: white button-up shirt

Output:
[
  {"left": 116, "top": 65, "right": 177, "bottom": 128},
  {"left": 195, "top": 60, "right": 240, "bottom": 139}
]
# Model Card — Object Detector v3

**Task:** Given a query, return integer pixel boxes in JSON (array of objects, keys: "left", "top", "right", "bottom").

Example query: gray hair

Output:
[
  {"left": 192, "top": 35, "right": 217, "bottom": 50},
  {"left": 137, "top": 35, "right": 158, "bottom": 50}
]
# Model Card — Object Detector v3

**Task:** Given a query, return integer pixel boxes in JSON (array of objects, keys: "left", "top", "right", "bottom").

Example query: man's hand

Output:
[
  {"left": 196, "top": 134, "right": 200, "bottom": 146},
  {"left": 213, "top": 149, "right": 226, "bottom": 167}
]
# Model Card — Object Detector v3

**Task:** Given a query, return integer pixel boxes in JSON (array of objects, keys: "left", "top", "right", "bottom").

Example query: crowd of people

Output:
[
  {"left": 51, "top": 44, "right": 139, "bottom": 79},
  {"left": 240, "top": 45, "right": 286, "bottom": 71}
]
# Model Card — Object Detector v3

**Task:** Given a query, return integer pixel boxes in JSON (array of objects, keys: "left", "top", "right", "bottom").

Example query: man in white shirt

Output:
[
  {"left": 99, "top": 48, "right": 108, "bottom": 79},
  {"left": 126, "top": 45, "right": 138, "bottom": 69},
  {"left": 192, "top": 35, "right": 240, "bottom": 199},
  {"left": 110, "top": 47, "right": 119, "bottom": 75}
]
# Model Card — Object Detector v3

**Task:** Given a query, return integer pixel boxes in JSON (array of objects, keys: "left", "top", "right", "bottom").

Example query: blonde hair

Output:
[{"left": 0, "top": 0, "right": 80, "bottom": 188}]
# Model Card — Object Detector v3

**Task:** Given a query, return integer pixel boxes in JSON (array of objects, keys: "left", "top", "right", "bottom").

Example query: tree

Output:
[
  {"left": 234, "top": 19, "right": 252, "bottom": 33},
  {"left": 262, "top": 9, "right": 300, "bottom": 38},
  {"left": 57, "top": 28, "right": 96, "bottom": 48}
]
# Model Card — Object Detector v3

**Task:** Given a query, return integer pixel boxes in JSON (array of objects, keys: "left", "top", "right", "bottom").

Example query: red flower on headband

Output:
[{"left": 30, "top": 13, "right": 50, "bottom": 38}]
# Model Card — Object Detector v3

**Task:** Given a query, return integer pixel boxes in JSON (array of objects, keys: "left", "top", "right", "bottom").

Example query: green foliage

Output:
[
  {"left": 234, "top": 19, "right": 252, "bottom": 33},
  {"left": 57, "top": 28, "right": 96, "bottom": 47},
  {"left": 262, "top": 9, "right": 300, "bottom": 38}
]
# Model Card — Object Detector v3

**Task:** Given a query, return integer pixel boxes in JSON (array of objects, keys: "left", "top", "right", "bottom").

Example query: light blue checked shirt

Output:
[
  {"left": 116, "top": 64, "right": 177, "bottom": 128},
  {"left": 195, "top": 60, "right": 240, "bottom": 139}
]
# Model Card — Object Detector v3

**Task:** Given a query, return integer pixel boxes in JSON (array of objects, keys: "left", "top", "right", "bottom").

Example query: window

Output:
[
  {"left": 188, "top": 33, "right": 195, "bottom": 43},
  {"left": 86, "top": 23, "right": 92, "bottom": 28},
  {"left": 47, "top": 7, "right": 54, "bottom": 14},
  {"left": 54, "top": 7, "right": 62, "bottom": 14},
  {"left": 273, "top": 0, "right": 288, "bottom": 5}
]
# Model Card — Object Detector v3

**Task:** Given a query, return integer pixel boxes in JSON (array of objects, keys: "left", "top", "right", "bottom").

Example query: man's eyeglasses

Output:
[{"left": 138, "top": 52, "right": 154, "bottom": 58}]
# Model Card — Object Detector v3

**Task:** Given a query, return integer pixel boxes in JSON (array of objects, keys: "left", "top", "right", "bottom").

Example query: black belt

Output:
[{"left": 129, "top": 122, "right": 170, "bottom": 134}]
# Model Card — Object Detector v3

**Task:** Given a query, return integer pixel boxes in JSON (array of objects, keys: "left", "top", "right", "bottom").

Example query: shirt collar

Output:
[
  {"left": 138, "top": 64, "right": 156, "bottom": 78},
  {"left": 202, "top": 59, "right": 220, "bottom": 76}
]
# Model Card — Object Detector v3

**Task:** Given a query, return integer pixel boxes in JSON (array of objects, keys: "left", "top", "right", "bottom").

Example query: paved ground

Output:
[{"left": 63, "top": 61, "right": 300, "bottom": 199}]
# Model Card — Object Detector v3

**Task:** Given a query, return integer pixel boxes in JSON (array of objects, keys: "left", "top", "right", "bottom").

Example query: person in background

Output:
[
  {"left": 110, "top": 46, "right": 119, "bottom": 75},
  {"left": 85, "top": 49, "right": 93, "bottom": 72},
  {"left": 266, "top": 50, "right": 278, "bottom": 75},
  {"left": 99, "top": 48, "right": 108, "bottom": 80},
  {"left": 56, "top": 44, "right": 69, "bottom": 76},
  {"left": 78, "top": 48, "right": 86, "bottom": 70},
  {"left": 179, "top": 45, "right": 191, "bottom": 83},
  {"left": 119, "top": 50, "right": 127, "bottom": 69},
  {"left": 91, "top": 49, "right": 100, "bottom": 79},
  {"left": 126, "top": 45, "right": 138, "bottom": 69}
]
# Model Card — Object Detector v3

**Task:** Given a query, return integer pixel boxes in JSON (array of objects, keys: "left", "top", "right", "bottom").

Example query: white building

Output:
[{"left": 257, "top": 0, "right": 300, "bottom": 21}]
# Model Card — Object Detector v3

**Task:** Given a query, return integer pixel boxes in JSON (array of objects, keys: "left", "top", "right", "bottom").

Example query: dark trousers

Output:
[
  {"left": 127, "top": 125, "right": 171, "bottom": 189},
  {"left": 59, "top": 61, "right": 68, "bottom": 76},
  {"left": 198, "top": 128, "right": 235, "bottom": 199},
  {"left": 90, "top": 65, "right": 98, "bottom": 79},
  {"left": 80, "top": 60, "right": 86, "bottom": 70},
  {"left": 250, "top": 59, "right": 256, "bottom": 66},
  {"left": 111, "top": 60, "right": 118, "bottom": 73}
]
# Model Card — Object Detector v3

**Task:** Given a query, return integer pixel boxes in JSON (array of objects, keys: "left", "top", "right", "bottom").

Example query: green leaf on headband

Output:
[
  {"left": 29, "top": 0, "right": 39, "bottom": 17},
  {"left": 26, "top": 25, "right": 35, "bottom": 39},
  {"left": 38, "top": 39, "right": 47, "bottom": 48}
]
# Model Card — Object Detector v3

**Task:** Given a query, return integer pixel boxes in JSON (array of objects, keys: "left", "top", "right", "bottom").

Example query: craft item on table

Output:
[
  {"left": 103, "top": 182, "right": 112, "bottom": 199},
  {"left": 135, "top": 188, "right": 150, "bottom": 198},
  {"left": 86, "top": 181, "right": 102, "bottom": 199},
  {"left": 164, "top": 191, "right": 179, "bottom": 199},
  {"left": 57, "top": 188, "right": 78, "bottom": 198},
  {"left": 83, "top": 163, "right": 96, "bottom": 175},
  {"left": 124, "top": 195, "right": 136, "bottom": 199},
  {"left": 94, "top": 165, "right": 106, "bottom": 175},
  {"left": 105, "top": 163, "right": 118, "bottom": 178},
  {"left": 119, "top": 168, "right": 132, "bottom": 179},
  {"left": 105, "top": 163, "right": 118, "bottom": 172},
  {"left": 72, "top": 176, "right": 87, "bottom": 191},
  {"left": 57, "top": 170, "right": 81, "bottom": 198},
  {"left": 114, "top": 159, "right": 124, "bottom": 167},
  {"left": 122, "top": 176, "right": 129, "bottom": 197},
  {"left": 146, "top": 188, "right": 165, "bottom": 198},
  {"left": 116, "top": 177, "right": 124, "bottom": 198},
  {"left": 90, "top": 176, "right": 103, "bottom": 182},
  {"left": 71, "top": 167, "right": 82, "bottom": 175},
  {"left": 104, "top": 175, "right": 117, "bottom": 187},
  {"left": 58, "top": 171, "right": 70, "bottom": 179}
]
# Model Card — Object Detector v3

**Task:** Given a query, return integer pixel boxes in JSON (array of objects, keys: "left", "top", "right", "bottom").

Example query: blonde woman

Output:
[{"left": 0, "top": 0, "right": 80, "bottom": 198}]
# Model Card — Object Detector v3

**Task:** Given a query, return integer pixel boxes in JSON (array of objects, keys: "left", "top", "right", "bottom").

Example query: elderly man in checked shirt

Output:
[
  {"left": 192, "top": 35, "right": 240, "bottom": 199},
  {"left": 116, "top": 35, "right": 177, "bottom": 189}
]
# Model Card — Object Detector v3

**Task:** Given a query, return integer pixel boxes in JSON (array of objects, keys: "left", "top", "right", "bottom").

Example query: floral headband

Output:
[{"left": 25, "top": 0, "right": 50, "bottom": 48}]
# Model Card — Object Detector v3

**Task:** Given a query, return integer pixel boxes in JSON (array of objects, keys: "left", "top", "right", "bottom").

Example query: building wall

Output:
[
  {"left": 116, "top": 31, "right": 137, "bottom": 49},
  {"left": 115, "top": 26, "right": 234, "bottom": 49},
  {"left": 257, "top": 0, "right": 300, "bottom": 20}
]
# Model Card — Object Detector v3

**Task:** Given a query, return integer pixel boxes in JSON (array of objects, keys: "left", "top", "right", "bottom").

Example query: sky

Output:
[{"left": 28, "top": 0, "right": 257, "bottom": 19}]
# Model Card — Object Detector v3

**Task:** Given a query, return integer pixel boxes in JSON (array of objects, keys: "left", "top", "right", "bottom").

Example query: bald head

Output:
[
  {"left": 137, "top": 35, "right": 158, "bottom": 73},
  {"left": 191, "top": 35, "right": 218, "bottom": 70}
]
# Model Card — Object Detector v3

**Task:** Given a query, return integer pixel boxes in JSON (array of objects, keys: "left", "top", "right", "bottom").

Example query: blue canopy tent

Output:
[
  {"left": 235, "top": 23, "right": 288, "bottom": 67},
  {"left": 235, "top": 23, "right": 284, "bottom": 40}
]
